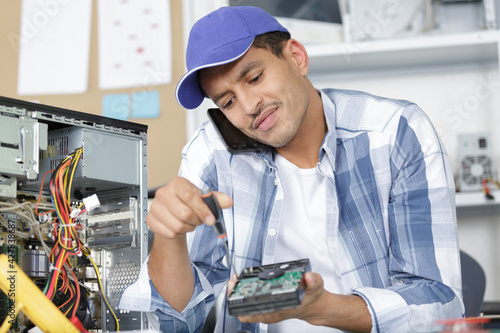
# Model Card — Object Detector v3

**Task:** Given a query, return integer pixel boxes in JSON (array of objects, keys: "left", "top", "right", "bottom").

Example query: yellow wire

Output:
[
  {"left": 57, "top": 148, "right": 83, "bottom": 252},
  {"left": 49, "top": 250, "right": 67, "bottom": 300},
  {"left": 61, "top": 154, "right": 72, "bottom": 202},
  {"left": 88, "top": 256, "right": 119, "bottom": 332},
  {"left": 58, "top": 225, "right": 78, "bottom": 252},
  {"left": 67, "top": 148, "right": 82, "bottom": 202},
  {"left": 52, "top": 165, "right": 66, "bottom": 225},
  {"left": 57, "top": 156, "right": 71, "bottom": 206}
]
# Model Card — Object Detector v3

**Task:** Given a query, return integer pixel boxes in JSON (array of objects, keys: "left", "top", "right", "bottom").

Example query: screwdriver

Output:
[{"left": 201, "top": 192, "right": 238, "bottom": 277}]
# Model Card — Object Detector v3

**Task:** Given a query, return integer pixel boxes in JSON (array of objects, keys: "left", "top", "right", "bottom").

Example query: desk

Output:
[{"left": 456, "top": 190, "right": 500, "bottom": 218}]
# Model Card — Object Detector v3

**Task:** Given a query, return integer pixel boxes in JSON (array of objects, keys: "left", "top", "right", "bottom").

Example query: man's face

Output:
[{"left": 198, "top": 41, "right": 310, "bottom": 148}]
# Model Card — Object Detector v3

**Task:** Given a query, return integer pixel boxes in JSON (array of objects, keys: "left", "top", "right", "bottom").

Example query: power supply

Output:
[{"left": 457, "top": 132, "right": 495, "bottom": 192}]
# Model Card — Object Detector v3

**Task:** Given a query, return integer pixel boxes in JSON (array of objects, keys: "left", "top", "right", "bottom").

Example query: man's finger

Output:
[
  {"left": 227, "top": 273, "right": 238, "bottom": 296},
  {"left": 304, "top": 271, "right": 323, "bottom": 291},
  {"left": 213, "top": 191, "right": 233, "bottom": 209}
]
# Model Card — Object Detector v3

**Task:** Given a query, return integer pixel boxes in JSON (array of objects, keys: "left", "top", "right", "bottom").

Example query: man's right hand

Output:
[
  {"left": 147, "top": 176, "right": 233, "bottom": 239},
  {"left": 147, "top": 177, "right": 233, "bottom": 311}
]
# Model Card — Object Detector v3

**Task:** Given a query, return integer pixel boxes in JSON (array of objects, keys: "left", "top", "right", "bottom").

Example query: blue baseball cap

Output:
[{"left": 175, "top": 6, "right": 289, "bottom": 109}]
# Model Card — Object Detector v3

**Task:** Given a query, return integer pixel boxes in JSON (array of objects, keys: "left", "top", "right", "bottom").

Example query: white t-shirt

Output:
[{"left": 268, "top": 154, "right": 343, "bottom": 333}]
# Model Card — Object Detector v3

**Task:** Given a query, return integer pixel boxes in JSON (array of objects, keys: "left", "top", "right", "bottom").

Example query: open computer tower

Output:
[{"left": 0, "top": 96, "right": 149, "bottom": 331}]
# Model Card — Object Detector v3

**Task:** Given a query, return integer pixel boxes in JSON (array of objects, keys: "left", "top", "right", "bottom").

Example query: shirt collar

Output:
[
  {"left": 255, "top": 89, "right": 338, "bottom": 170},
  {"left": 318, "top": 89, "right": 338, "bottom": 171}
]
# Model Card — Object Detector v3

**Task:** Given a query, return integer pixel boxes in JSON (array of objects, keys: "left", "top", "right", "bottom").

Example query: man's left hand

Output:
[{"left": 227, "top": 271, "right": 328, "bottom": 326}]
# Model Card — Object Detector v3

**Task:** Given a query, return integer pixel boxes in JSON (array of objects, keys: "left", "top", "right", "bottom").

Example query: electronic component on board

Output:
[{"left": 227, "top": 258, "right": 311, "bottom": 316}]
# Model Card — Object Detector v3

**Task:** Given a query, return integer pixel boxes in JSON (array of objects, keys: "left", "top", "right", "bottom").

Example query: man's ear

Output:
[{"left": 286, "top": 39, "right": 309, "bottom": 76}]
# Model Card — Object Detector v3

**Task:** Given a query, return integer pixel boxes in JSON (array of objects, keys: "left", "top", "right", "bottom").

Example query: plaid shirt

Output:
[{"left": 120, "top": 89, "right": 463, "bottom": 332}]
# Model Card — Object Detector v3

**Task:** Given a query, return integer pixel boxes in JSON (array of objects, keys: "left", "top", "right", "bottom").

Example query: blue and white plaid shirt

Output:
[{"left": 120, "top": 89, "right": 463, "bottom": 332}]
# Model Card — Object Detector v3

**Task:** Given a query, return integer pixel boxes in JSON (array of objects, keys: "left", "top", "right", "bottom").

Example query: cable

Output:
[
  {"left": 3, "top": 146, "right": 115, "bottom": 330},
  {"left": 1, "top": 147, "right": 92, "bottom": 329},
  {"left": 0, "top": 200, "right": 52, "bottom": 255},
  {"left": 482, "top": 178, "right": 495, "bottom": 200},
  {"left": 35, "top": 168, "right": 55, "bottom": 216},
  {"left": 86, "top": 251, "right": 119, "bottom": 332},
  {"left": 42, "top": 147, "right": 85, "bottom": 321}
]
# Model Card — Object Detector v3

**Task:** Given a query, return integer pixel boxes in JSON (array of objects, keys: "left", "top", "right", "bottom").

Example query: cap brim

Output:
[{"left": 176, "top": 36, "right": 254, "bottom": 110}]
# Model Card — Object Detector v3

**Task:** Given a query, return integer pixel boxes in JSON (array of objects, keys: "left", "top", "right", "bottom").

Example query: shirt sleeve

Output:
[
  {"left": 354, "top": 104, "right": 464, "bottom": 332},
  {"left": 119, "top": 255, "right": 220, "bottom": 332}
]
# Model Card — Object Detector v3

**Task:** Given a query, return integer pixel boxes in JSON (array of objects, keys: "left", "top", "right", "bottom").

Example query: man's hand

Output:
[
  {"left": 147, "top": 176, "right": 233, "bottom": 239},
  {"left": 147, "top": 177, "right": 233, "bottom": 312},
  {"left": 227, "top": 271, "right": 372, "bottom": 332},
  {"left": 227, "top": 271, "right": 327, "bottom": 325}
]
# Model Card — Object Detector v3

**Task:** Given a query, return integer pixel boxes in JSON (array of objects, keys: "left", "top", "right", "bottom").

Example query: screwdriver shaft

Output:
[{"left": 201, "top": 192, "right": 238, "bottom": 278}]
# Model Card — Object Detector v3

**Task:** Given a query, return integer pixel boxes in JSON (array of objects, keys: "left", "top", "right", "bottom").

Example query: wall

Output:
[{"left": 0, "top": 0, "right": 187, "bottom": 189}]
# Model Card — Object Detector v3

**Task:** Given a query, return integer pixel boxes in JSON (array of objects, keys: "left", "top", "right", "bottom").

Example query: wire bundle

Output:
[
  {"left": 44, "top": 147, "right": 85, "bottom": 320},
  {"left": 2, "top": 146, "right": 120, "bottom": 330},
  {"left": 0, "top": 200, "right": 51, "bottom": 248},
  {"left": 42, "top": 147, "right": 119, "bottom": 331}
]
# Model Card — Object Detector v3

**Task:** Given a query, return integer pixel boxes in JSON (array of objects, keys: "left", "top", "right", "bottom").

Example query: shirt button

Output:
[
  {"left": 274, "top": 178, "right": 278, "bottom": 186},
  {"left": 268, "top": 229, "right": 276, "bottom": 236}
]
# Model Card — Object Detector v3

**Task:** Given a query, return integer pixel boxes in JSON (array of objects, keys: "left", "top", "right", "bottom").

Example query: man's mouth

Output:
[{"left": 253, "top": 107, "right": 278, "bottom": 131}]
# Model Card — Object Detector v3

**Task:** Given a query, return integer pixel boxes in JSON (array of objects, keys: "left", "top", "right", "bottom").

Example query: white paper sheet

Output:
[
  {"left": 98, "top": 0, "right": 172, "bottom": 90},
  {"left": 17, "top": 0, "right": 92, "bottom": 96}
]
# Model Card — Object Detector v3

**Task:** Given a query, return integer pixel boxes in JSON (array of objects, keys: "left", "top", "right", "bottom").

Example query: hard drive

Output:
[{"left": 227, "top": 258, "right": 311, "bottom": 316}]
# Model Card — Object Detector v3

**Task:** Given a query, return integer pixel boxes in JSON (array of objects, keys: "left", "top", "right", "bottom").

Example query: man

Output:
[{"left": 120, "top": 6, "right": 463, "bottom": 332}]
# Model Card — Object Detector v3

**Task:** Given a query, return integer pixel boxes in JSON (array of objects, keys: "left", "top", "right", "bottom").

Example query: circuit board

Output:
[{"left": 227, "top": 258, "right": 310, "bottom": 316}]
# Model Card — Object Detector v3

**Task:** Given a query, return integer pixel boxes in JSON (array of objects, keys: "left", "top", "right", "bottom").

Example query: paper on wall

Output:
[
  {"left": 97, "top": 0, "right": 172, "bottom": 90},
  {"left": 17, "top": 0, "right": 92, "bottom": 96}
]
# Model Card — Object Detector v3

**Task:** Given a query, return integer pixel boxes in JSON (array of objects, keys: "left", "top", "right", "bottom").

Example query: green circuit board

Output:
[
  {"left": 231, "top": 270, "right": 304, "bottom": 298},
  {"left": 227, "top": 259, "right": 311, "bottom": 316}
]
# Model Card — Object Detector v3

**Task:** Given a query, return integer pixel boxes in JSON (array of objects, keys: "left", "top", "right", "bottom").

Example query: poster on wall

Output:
[
  {"left": 17, "top": 0, "right": 92, "bottom": 96},
  {"left": 97, "top": 0, "right": 172, "bottom": 90}
]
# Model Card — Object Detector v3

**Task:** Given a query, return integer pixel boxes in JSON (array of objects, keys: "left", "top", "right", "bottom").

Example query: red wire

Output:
[
  {"left": 69, "top": 264, "right": 81, "bottom": 318},
  {"left": 35, "top": 168, "right": 55, "bottom": 216}
]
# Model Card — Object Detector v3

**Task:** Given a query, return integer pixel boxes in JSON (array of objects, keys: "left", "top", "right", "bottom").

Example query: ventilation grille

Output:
[
  {"left": 460, "top": 154, "right": 493, "bottom": 186},
  {"left": 29, "top": 135, "right": 70, "bottom": 183},
  {"left": 41, "top": 136, "right": 69, "bottom": 159}
]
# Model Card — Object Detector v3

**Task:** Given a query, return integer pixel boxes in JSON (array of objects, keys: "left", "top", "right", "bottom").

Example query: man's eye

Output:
[
  {"left": 223, "top": 98, "right": 234, "bottom": 109},
  {"left": 250, "top": 74, "right": 262, "bottom": 83}
]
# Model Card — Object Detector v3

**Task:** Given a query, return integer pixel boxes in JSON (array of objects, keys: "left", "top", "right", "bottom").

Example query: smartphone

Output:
[{"left": 207, "top": 108, "right": 266, "bottom": 153}]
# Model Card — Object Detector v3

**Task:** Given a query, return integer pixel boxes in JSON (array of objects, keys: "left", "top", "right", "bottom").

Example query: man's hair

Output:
[{"left": 252, "top": 31, "right": 291, "bottom": 58}]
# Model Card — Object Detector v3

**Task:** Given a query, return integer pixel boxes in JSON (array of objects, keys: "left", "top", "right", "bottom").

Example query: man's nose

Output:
[{"left": 238, "top": 89, "right": 261, "bottom": 116}]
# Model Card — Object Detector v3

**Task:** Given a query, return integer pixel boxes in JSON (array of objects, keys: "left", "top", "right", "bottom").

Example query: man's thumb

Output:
[
  {"left": 213, "top": 191, "right": 233, "bottom": 209},
  {"left": 305, "top": 272, "right": 323, "bottom": 290}
]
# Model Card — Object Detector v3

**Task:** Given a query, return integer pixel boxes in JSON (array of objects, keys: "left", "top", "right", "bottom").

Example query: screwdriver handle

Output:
[{"left": 201, "top": 192, "right": 226, "bottom": 238}]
